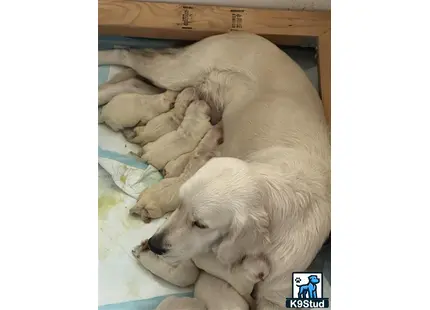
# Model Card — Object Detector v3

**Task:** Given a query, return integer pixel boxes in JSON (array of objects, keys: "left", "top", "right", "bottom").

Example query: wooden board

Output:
[
  {"left": 318, "top": 30, "right": 331, "bottom": 126},
  {"left": 99, "top": 0, "right": 329, "bottom": 46},
  {"left": 98, "top": 0, "right": 331, "bottom": 125}
]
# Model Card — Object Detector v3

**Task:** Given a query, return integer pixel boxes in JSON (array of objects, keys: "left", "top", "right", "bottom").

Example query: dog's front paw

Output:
[
  {"left": 129, "top": 178, "right": 182, "bottom": 222},
  {"left": 129, "top": 200, "right": 159, "bottom": 223}
]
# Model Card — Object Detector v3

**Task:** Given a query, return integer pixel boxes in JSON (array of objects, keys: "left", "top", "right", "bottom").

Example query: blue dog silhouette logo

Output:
[
  {"left": 286, "top": 272, "right": 329, "bottom": 308},
  {"left": 295, "top": 275, "right": 320, "bottom": 299}
]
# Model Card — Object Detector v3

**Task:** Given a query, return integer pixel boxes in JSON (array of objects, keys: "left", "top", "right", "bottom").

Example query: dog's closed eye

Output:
[{"left": 192, "top": 220, "right": 208, "bottom": 229}]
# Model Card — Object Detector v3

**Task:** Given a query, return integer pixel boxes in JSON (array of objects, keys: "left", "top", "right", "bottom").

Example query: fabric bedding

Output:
[{"left": 98, "top": 65, "right": 193, "bottom": 309}]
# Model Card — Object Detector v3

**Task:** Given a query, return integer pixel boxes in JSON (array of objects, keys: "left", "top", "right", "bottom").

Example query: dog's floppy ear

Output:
[{"left": 215, "top": 205, "right": 270, "bottom": 266}]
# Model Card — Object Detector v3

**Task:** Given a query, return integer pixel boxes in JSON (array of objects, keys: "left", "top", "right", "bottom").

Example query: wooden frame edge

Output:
[{"left": 317, "top": 30, "right": 331, "bottom": 127}]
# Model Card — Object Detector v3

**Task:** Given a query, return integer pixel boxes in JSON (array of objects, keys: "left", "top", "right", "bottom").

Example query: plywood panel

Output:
[{"left": 99, "top": 0, "right": 330, "bottom": 45}]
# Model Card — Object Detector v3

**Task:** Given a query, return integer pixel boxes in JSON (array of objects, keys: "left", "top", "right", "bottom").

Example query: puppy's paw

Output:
[
  {"left": 129, "top": 178, "right": 182, "bottom": 222},
  {"left": 239, "top": 254, "right": 271, "bottom": 282},
  {"left": 123, "top": 128, "right": 137, "bottom": 141},
  {"left": 132, "top": 240, "right": 149, "bottom": 258}
]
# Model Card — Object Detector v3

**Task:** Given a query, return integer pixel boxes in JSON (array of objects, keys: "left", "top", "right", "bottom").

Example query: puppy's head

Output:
[{"left": 147, "top": 157, "right": 268, "bottom": 264}]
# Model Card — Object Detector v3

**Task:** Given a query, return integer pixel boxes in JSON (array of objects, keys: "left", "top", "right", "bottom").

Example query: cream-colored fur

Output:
[
  {"left": 162, "top": 152, "right": 191, "bottom": 178},
  {"left": 139, "top": 99, "right": 212, "bottom": 170},
  {"left": 129, "top": 124, "right": 223, "bottom": 222},
  {"left": 155, "top": 296, "right": 206, "bottom": 310},
  {"left": 98, "top": 69, "right": 162, "bottom": 105},
  {"left": 132, "top": 240, "right": 267, "bottom": 309},
  {"left": 124, "top": 87, "right": 198, "bottom": 145},
  {"left": 99, "top": 32, "right": 330, "bottom": 310},
  {"left": 99, "top": 90, "right": 178, "bottom": 131}
]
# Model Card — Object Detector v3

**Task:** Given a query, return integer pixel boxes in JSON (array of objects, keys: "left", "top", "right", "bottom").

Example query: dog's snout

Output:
[{"left": 148, "top": 234, "right": 167, "bottom": 255}]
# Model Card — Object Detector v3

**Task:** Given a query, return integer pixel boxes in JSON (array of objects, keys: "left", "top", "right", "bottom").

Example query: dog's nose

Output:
[{"left": 148, "top": 234, "right": 167, "bottom": 255}]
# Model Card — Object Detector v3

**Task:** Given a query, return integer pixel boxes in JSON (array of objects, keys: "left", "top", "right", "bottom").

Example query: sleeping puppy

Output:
[
  {"left": 130, "top": 123, "right": 223, "bottom": 222},
  {"left": 161, "top": 117, "right": 223, "bottom": 178},
  {"left": 124, "top": 87, "right": 198, "bottom": 145},
  {"left": 162, "top": 152, "right": 191, "bottom": 178},
  {"left": 132, "top": 239, "right": 268, "bottom": 310},
  {"left": 139, "top": 99, "right": 212, "bottom": 170},
  {"left": 98, "top": 68, "right": 162, "bottom": 106},
  {"left": 98, "top": 90, "right": 178, "bottom": 132},
  {"left": 99, "top": 32, "right": 330, "bottom": 309},
  {"left": 155, "top": 273, "right": 250, "bottom": 310}
]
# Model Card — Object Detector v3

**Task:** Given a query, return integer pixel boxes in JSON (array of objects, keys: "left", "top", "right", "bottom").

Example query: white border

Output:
[
  {"left": 1, "top": 0, "right": 429, "bottom": 309},
  {"left": 333, "top": 0, "right": 430, "bottom": 309},
  {"left": 1, "top": 0, "right": 97, "bottom": 308}
]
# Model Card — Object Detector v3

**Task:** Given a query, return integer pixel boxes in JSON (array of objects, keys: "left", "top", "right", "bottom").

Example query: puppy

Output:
[
  {"left": 124, "top": 87, "right": 197, "bottom": 145},
  {"left": 98, "top": 90, "right": 178, "bottom": 131},
  {"left": 139, "top": 99, "right": 212, "bottom": 170},
  {"left": 98, "top": 68, "right": 162, "bottom": 106},
  {"left": 162, "top": 152, "right": 191, "bottom": 178},
  {"left": 162, "top": 119, "right": 223, "bottom": 178},
  {"left": 100, "top": 32, "right": 330, "bottom": 309},
  {"left": 132, "top": 240, "right": 269, "bottom": 310},
  {"left": 130, "top": 123, "right": 223, "bottom": 222}
]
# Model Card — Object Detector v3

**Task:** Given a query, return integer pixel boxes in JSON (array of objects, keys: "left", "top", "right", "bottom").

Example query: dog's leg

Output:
[
  {"left": 132, "top": 240, "right": 199, "bottom": 287},
  {"left": 98, "top": 47, "right": 212, "bottom": 90},
  {"left": 193, "top": 252, "right": 269, "bottom": 299},
  {"left": 155, "top": 296, "right": 206, "bottom": 310},
  {"left": 130, "top": 124, "right": 222, "bottom": 222},
  {"left": 99, "top": 68, "right": 137, "bottom": 85},
  {"left": 98, "top": 78, "right": 161, "bottom": 106},
  {"left": 98, "top": 39, "right": 256, "bottom": 124},
  {"left": 129, "top": 177, "right": 182, "bottom": 222},
  {"left": 194, "top": 272, "right": 249, "bottom": 310}
]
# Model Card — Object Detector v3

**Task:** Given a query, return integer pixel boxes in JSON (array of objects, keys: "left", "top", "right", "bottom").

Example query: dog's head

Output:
[
  {"left": 147, "top": 157, "right": 270, "bottom": 265},
  {"left": 308, "top": 275, "right": 320, "bottom": 284}
]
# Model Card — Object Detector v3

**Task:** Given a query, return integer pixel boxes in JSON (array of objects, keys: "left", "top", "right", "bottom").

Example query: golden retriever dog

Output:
[{"left": 99, "top": 32, "right": 330, "bottom": 309}]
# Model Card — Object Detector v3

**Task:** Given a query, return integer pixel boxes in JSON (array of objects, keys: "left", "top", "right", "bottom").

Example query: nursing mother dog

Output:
[{"left": 99, "top": 32, "right": 330, "bottom": 309}]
